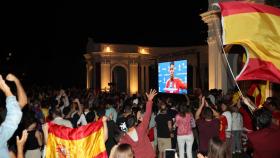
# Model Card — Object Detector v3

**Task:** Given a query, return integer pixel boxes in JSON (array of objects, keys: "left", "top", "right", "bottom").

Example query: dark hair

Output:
[
  {"left": 23, "top": 112, "right": 37, "bottom": 129},
  {"left": 208, "top": 137, "right": 231, "bottom": 158},
  {"left": 63, "top": 106, "right": 71, "bottom": 116},
  {"left": 253, "top": 108, "right": 272, "bottom": 130},
  {"left": 96, "top": 108, "right": 106, "bottom": 117},
  {"left": 265, "top": 97, "right": 280, "bottom": 109},
  {"left": 132, "top": 94, "right": 137, "bottom": 99},
  {"left": 170, "top": 61, "right": 174, "bottom": 66},
  {"left": 52, "top": 108, "right": 62, "bottom": 117},
  {"left": 113, "top": 128, "right": 125, "bottom": 143},
  {"left": 124, "top": 105, "right": 132, "bottom": 113},
  {"left": 132, "top": 107, "right": 140, "bottom": 116},
  {"left": 83, "top": 102, "right": 90, "bottom": 109},
  {"left": 206, "top": 97, "right": 214, "bottom": 106},
  {"left": 84, "top": 111, "right": 95, "bottom": 123},
  {"left": 178, "top": 103, "right": 190, "bottom": 117},
  {"left": 126, "top": 114, "right": 137, "bottom": 129},
  {"left": 158, "top": 99, "right": 167, "bottom": 113},
  {"left": 202, "top": 107, "right": 213, "bottom": 120},
  {"left": 59, "top": 97, "right": 64, "bottom": 107},
  {"left": 113, "top": 144, "right": 134, "bottom": 158}
]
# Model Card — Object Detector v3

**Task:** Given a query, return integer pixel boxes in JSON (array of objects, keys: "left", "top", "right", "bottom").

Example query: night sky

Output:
[{"left": 0, "top": 1, "right": 208, "bottom": 88}]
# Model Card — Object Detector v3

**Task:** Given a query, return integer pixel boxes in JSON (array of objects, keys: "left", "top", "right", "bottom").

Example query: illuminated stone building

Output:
[{"left": 84, "top": 38, "right": 207, "bottom": 95}]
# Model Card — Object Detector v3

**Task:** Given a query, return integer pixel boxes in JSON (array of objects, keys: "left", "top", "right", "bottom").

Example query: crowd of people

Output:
[{"left": 0, "top": 74, "right": 280, "bottom": 158}]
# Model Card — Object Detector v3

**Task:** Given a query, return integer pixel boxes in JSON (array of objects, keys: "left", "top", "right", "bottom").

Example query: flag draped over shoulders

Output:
[
  {"left": 219, "top": 2, "right": 280, "bottom": 84},
  {"left": 46, "top": 119, "right": 107, "bottom": 158}
]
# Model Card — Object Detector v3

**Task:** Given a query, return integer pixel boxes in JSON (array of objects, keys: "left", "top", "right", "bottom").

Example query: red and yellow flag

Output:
[
  {"left": 219, "top": 2, "right": 280, "bottom": 84},
  {"left": 46, "top": 119, "right": 107, "bottom": 158},
  {"left": 247, "top": 81, "right": 269, "bottom": 108}
]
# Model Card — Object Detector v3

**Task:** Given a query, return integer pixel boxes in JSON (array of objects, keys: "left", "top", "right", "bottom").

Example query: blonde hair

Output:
[{"left": 112, "top": 144, "right": 134, "bottom": 158}]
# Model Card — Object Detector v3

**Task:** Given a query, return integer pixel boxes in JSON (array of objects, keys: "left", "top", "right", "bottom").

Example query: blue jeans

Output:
[{"left": 232, "top": 131, "right": 242, "bottom": 152}]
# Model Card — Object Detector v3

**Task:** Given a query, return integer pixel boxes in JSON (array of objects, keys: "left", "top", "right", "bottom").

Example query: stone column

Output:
[
  {"left": 141, "top": 65, "right": 145, "bottom": 93},
  {"left": 101, "top": 61, "right": 110, "bottom": 92},
  {"left": 201, "top": 10, "right": 228, "bottom": 92},
  {"left": 92, "top": 62, "right": 96, "bottom": 90},
  {"left": 86, "top": 62, "right": 93, "bottom": 90},
  {"left": 145, "top": 65, "right": 149, "bottom": 91},
  {"left": 129, "top": 62, "right": 138, "bottom": 95}
]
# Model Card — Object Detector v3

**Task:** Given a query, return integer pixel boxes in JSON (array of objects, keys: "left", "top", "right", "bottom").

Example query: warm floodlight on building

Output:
[
  {"left": 104, "top": 45, "right": 113, "bottom": 53},
  {"left": 138, "top": 47, "right": 149, "bottom": 54}
]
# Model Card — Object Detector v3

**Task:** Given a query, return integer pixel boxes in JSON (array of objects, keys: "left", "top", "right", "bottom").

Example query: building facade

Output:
[{"left": 84, "top": 39, "right": 208, "bottom": 95}]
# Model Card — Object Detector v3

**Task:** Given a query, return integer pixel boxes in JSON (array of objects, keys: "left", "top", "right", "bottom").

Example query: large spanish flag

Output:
[
  {"left": 219, "top": 2, "right": 280, "bottom": 84},
  {"left": 46, "top": 119, "right": 107, "bottom": 158}
]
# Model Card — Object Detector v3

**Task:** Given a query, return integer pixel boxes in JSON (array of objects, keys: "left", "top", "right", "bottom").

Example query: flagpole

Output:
[
  {"left": 220, "top": 41, "right": 244, "bottom": 97},
  {"left": 213, "top": 21, "right": 256, "bottom": 113},
  {"left": 212, "top": 22, "right": 244, "bottom": 97},
  {"left": 219, "top": 38, "right": 257, "bottom": 113}
]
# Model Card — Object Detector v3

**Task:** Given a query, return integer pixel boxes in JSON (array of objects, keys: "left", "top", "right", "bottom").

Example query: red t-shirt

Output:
[
  {"left": 219, "top": 115, "right": 228, "bottom": 142},
  {"left": 119, "top": 101, "right": 156, "bottom": 158},
  {"left": 165, "top": 78, "right": 187, "bottom": 93},
  {"left": 248, "top": 125, "right": 280, "bottom": 158},
  {"left": 197, "top": 118, "right": 220, "bottom": 153},
  {"left": 239, "top": 107, "right": 253, "bottom": 131}
]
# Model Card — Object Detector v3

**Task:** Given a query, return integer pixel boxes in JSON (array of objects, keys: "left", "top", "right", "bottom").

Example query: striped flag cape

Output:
[
  {"left": 219, "top": 2, "right": 280, "bottom": 84},
  {"left": 46, "top": 119, "right": 107, "bottom": 158}
]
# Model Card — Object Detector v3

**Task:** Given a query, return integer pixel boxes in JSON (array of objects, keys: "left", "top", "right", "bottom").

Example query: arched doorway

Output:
[{"left": 112, "top": 66, "right": 127, "bottom": 93}]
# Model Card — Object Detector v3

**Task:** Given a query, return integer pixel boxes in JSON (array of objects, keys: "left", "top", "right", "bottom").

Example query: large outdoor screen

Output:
[{"left": 158, "top": 60, "right": 188, "bottom": 94}]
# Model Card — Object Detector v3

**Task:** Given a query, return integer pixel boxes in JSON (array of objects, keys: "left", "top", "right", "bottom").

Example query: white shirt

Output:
[
  {"left": 133, "top": 98, "right": 139, "bottom": 105},
  {"left": 52, "top": 117, "right": 73, "bottom": 128},
  {"left": 222, "top": 111, "right": 232, "bottom": 131},
  {"left": 128, "top": 129, "right": 138, "bottom": 142},
  {"left": 77, "top": 111, "right": 89, "bottom": 126},
  {"left": 232, "top": 112, "right": 243, "bottom": 131}
]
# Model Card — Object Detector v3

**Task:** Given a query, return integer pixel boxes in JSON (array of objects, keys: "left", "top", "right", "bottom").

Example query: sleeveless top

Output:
[{"left": 25, "top": 130, "right": 40, "bottom": 150}]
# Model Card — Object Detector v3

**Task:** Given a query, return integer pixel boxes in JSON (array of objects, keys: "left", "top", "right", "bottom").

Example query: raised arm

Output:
[
  {"left": 139, "top": 89, "right": 157, "bottom": 132},
  {"left": 62, "top": 92, "right": 70, "bottom": 107},
  {"left": 6, "top": 74, "right": 27, "bottom": 108},
  {"left": 42, "top": 123, "right": 48, "bottom": 145},
  {"left": 35, "top": 130, "right": 43, "bottom": 147},
  {"left": 0, "top": 75, "right": 22, "bottom": 147},
  {"left": 74, "top": 98, "right": 83, "bottom": 115},
  {"left": 16, "top": 130, "right": 28, "bottom": 158},
  {"left": 195, "top": 96, "right": 205, "bottom": 120},
  {"left": 102, "top": 116, "right": 108, "bottom": 142},
  {"left": 42, "top": 123, "right": 48, "bottom": 158},
  {"left": 242, "top": 96, "right": 257, "bottom": 112},
  {"left": 184, "top": 94, "right": 190, "bottom": 105},
  {"left": 210, "top": 107, "right": 220, "bottom": 118}
]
